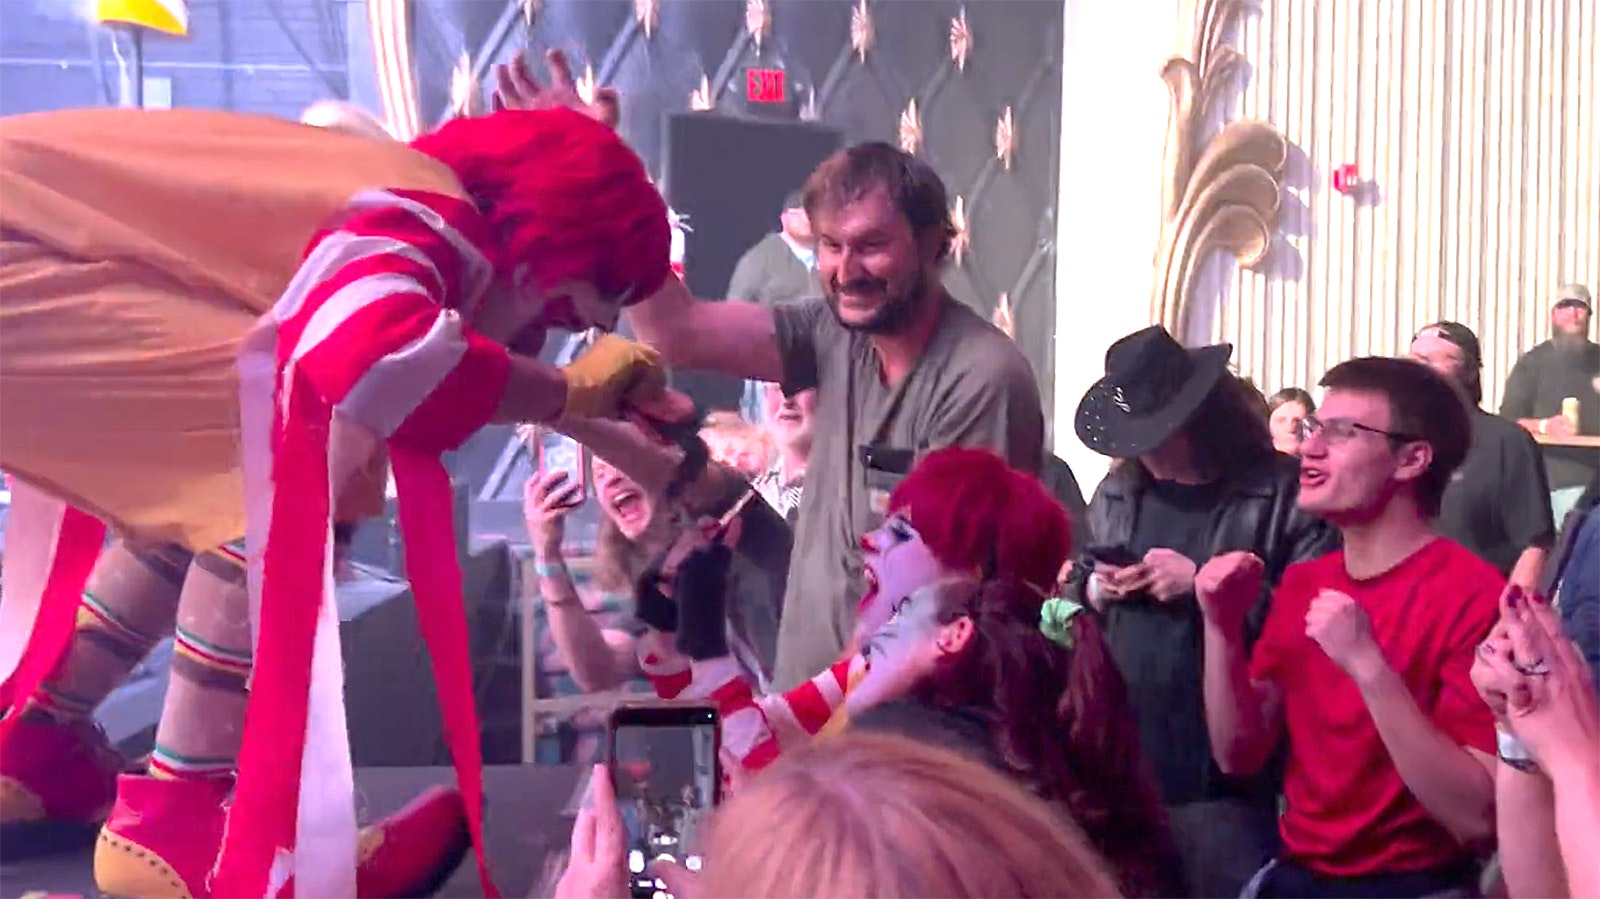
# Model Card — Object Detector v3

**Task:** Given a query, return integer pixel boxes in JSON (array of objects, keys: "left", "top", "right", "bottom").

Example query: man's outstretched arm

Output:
[{"left": 626, "top": 275, "right": 785, "bottom": 382}]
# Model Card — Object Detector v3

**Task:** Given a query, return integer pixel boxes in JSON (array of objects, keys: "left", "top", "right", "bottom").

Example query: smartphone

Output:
[
  {"left": 607, "top": 703, "right": 720, "bottom": 899},
  {"left": 1086, "top": 543, "right": 1142, "bottom": 568},
  {"left": 538, "top": 432, "right": 588, "bottom": 507}
]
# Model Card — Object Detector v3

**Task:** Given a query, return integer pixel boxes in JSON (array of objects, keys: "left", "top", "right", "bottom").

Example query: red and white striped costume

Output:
[
  {"left": 216, "top": 188, "right": 506, "bottom": 898},
  {"left": 638, "top": 634, "right": 866, "bottom": 776}
]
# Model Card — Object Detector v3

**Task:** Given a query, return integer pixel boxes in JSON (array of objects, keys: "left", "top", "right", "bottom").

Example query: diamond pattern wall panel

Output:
[{"left": 414, "top": 0, "right": 1063, "bottom": 425}]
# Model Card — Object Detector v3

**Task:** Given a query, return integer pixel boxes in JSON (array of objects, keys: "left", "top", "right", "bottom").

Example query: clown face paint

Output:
[
  {"left": 856, "top": 512, "right": 948, "bottom": 640},
  {"left": 848, "top": 583, "right": 954, "bottom": 715}
]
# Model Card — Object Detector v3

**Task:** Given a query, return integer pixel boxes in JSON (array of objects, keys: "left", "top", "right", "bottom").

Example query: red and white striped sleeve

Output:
[
  {"left": 637, "top": 637, "right": 862, "bottom": 776},
  {"left": 273, "top": 189, "right": 509, "bottom": 452}
]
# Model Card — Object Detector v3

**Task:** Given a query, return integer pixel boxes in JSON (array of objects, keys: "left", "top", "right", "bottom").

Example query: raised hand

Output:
[
  {"left": 1501, "top": 593, "right": 1600, "bottom": 773},
  {"left": 1194, "top": 550, "right": 1265, "bottom": 633},
  {"left": 1305, "top": 589, "right": 1385, "bottom": 682},
  {"left": 492, "top": 49, "right": 621, "bottom": 129},
  {"left": 524, "top": 469, "right": 583, "bottom": 556}
]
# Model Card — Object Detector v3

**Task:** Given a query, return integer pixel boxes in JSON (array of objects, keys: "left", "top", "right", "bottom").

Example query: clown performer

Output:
[
  {"left": 636, "top": 447, "right": 1184, "bottom": 897},
  {"left": 0, "top": 91, "right": 689, "bottom": 897}
]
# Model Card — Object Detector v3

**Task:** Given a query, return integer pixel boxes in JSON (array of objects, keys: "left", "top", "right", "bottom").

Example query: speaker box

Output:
[{"left": 661, "top": 114, "right": 843, "bottom": 410}]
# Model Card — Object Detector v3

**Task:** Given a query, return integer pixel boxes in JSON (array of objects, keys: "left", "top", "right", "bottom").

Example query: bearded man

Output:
[{"left": 497, "top": 55, "right": 1044, "bottom": 689}]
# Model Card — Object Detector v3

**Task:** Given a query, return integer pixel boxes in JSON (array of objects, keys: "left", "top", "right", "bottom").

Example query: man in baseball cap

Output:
[
  {"left": 1412, "top": 321, "right": 1554, "bottom": 588},
  {"left": 1501, "top": 282, "right": 1599, "bottom": 529}
]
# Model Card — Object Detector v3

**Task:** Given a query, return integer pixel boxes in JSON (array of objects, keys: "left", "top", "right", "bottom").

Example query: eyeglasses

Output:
[{"left": 1293, "top": 415, "right": 1419, "bottom": 445}]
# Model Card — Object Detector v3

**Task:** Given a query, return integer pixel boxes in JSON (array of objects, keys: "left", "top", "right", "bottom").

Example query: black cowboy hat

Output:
[{"left": 1074, "top": 325, "right": 1233, "bottom": 458}]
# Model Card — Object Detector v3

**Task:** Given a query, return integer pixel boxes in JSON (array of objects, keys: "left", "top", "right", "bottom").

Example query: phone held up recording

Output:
[
  {"left": 607, "top": 703, "right": 721, "bottom": 899},
  {"left": 539, "top": 431, "right": 588, "bottom": 508}
]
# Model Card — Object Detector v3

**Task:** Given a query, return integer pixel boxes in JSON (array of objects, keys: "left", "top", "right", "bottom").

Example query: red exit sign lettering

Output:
[{"left": 746, "top": 68, "right": 786, "bottom": 104}]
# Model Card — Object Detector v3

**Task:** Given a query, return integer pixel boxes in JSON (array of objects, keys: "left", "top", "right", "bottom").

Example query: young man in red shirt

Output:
[{"left": 1197, "top": 356, "right": 1500, "bottom": 897}]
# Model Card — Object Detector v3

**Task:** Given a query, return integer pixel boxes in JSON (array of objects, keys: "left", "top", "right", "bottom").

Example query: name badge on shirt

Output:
[{"left": 860, "top": 444, "right": 915, "bottom": 516}]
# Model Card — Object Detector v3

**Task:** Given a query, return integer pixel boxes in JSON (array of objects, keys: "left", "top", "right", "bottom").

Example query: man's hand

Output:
[
  {"left": 1306, "top": 589, "right": 1386, "bottom": 682},
  {"left": 1195, "top": 551, "right": 1265, "bottom": 633},
  {"left": 561, "top": 334, "right": 666, "bottom": 419},
  {"left": 492, "top": 49, "right": 620, "bottom": 129}
]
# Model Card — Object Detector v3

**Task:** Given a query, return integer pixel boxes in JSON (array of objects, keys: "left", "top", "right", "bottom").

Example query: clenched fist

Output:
[
  {"left": 1195, "top": 551, "right": 1265, "bottom": 633},
  {"left": 1305, "top": 589, "right": 1385, "bottom": 682}
]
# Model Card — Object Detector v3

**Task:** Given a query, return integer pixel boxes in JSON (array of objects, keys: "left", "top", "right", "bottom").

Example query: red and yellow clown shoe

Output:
[
  {"left": 0, "top": 714, "right": 123, "bottom": 856},
  {"left": 94, "top": 774, "right": 471, "bottom": 899}
]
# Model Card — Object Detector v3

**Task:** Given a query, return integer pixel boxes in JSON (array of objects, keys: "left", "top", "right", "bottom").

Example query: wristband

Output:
[
  {"left": 533, "top": 559, "right": 569, "bottom": 580},
  {"left": 1497, "top": 728, "right": 1539, "bottom": 773}
]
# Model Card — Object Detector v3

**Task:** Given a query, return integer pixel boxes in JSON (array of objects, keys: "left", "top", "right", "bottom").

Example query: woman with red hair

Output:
[
  {"left": 645, "top": 447, "right": 1181, "bottom": 896},
  {"left": 0, "top": 102, "right": 679, "bottom": 899}
]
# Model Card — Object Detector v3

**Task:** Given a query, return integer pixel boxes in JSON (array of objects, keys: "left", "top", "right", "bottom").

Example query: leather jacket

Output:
[
  {"left": 1066, "top": 451, "right": 1336, "bottom": 641},
  {"left": 1064, "top": 450, "right": 1337, "bottom": 805}
]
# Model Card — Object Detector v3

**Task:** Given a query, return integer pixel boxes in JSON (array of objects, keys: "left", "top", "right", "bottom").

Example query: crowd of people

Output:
[{"left": 0, "top": 48, "right": 1596, "bottom": 899}]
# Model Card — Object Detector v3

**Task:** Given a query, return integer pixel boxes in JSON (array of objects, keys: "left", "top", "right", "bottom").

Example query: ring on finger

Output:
[{"left": 1513, "top": 658, "right": 1551, "bottom": 676}]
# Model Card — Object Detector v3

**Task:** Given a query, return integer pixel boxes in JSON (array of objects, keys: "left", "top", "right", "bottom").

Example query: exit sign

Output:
[{"left": 746, "top": 68, "right": 786, "bottom": 104}]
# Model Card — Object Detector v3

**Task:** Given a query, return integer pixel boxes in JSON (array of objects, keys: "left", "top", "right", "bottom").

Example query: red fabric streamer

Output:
[
  {"left": 0, "top": 506, "right": 106, "bottom": 732},
  {"left": 390, "top": 446, "right": 497, "bottom": 897},
  {"left": 212, "top": 374, "right": 332, "bottom": 898}
]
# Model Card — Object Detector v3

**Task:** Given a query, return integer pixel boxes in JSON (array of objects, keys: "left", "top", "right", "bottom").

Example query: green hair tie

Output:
[{"left": 1039, "top": 595, "right": 1085, "bottom": 650}]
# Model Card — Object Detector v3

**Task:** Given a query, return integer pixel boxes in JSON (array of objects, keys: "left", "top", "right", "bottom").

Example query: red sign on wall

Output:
[{"left": 746, "top": 68, "right": 786, "bottom": 104}]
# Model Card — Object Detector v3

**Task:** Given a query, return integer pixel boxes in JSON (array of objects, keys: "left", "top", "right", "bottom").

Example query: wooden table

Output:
[
  {"left": 1534, "top": 434, "right": 1600, "bottom": 449},
  {"left": 0, "top": 765, "right": 584, "bottom": 899}
]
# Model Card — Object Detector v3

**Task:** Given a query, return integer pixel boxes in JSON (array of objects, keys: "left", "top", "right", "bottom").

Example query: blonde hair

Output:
[
  {"left": 700, "top": 411, "right": 773, "bottom": 476},
  {"left": 699, "top": 732, "right": 1123, "bottom": 898},
  {"left": 299, "top": 100, "right": 394, "bottom": 141}
]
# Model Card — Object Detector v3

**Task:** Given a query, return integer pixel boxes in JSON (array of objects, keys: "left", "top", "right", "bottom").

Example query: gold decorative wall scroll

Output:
[
  {"left": 1152, "top": 0, "right": 1288, "bottom": 337},
  {"left": 899, "top": 100, "right": 922, "bottom": 155},
  {"left": 635, "top": 0, "right": 659, "bottom": 39},
  {"left": 368, "top": 0, "right": 420, "bottom": 140},
  {"left": 949, "top": 196, "right": 970, "bottom": 266},
  {"left": 995, "top": 106, "right": 1015, "bottom": 169},
  {"left": 950, "top": 8, "right": 971, "bottom": 71},
  {"left": 449, "top": 52, "right": 481, "bottom": 119},
  {"left": 851, "top": 0, "right": 875, "bottom": 61},
  {"left": 992, "top": 292, "right": 1015, "bottom": 338},
  {"left": 745, "top": 0, "right": 771, "bottom": 51},
  {"left": 689, "top": 75, "right": 714, "bottom": 111}
]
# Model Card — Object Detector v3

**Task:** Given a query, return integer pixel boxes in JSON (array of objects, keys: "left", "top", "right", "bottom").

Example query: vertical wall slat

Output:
[{"left": 1206, "top": 0, "right": 1596, "bottom": 410}]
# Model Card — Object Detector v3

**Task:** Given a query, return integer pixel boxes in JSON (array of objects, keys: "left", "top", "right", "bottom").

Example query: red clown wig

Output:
[
  {"left": 888, "top": 447, "right": 1071, "bottom": 593},
  {"left": 410, "top": 107, "right": 671, "bottom": 303}
]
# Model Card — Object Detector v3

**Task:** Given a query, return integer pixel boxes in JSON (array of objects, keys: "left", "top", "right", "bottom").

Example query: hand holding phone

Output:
[
  {"left": 552, "top": 763, "right": 630, "bottom": 899},
  {"left": 608, "top": 704, "right": 720, "bottom": 899},
  {"left": 538, "top": 432, "right": 589, "bottom": 508}
]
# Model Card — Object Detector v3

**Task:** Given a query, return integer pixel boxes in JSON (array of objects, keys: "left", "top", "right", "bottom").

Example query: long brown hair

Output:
[
  {"left": 919, "top": 577, "right": 1182, "bottom": 898},
  {"left": 701, "top": 732, "right": 1123, "bottom": 898}
]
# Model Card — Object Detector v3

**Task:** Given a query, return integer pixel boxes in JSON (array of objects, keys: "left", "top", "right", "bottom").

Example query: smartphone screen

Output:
[
  {"left": 539, "top": 432, "right": 588, "bottom": 506},
  {"left": 608, "top": 704, "right": 720, "bottom": 899}
]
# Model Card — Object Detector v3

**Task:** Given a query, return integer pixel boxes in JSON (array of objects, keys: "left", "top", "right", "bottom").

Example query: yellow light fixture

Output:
[{"left": 94, "top": 0, "right": 188, "bottom": 36}]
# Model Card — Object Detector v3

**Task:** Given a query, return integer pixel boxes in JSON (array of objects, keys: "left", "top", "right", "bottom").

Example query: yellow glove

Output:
[{"left": 560, "top": 334, "right": 666, "bottom": 419}]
